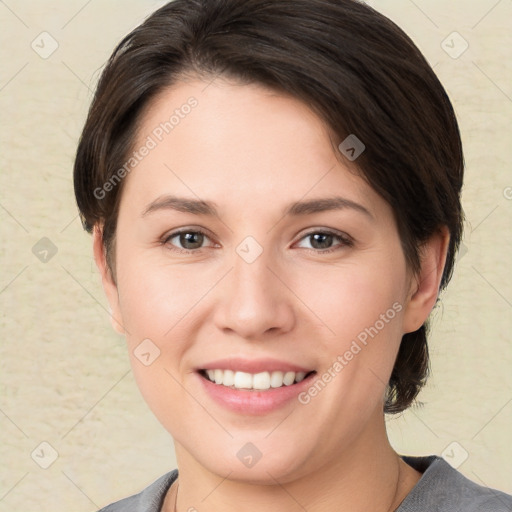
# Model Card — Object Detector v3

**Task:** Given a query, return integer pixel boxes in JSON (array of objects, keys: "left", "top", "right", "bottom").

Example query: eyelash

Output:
[{"left": 161, "top": 228, "right": 354, "bottom": 255}]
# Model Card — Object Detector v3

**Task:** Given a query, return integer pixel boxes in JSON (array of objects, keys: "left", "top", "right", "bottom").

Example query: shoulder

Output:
[
  {"left": 399, "top": 455, "right": 512, "bottom": 512},
  {"left": 97, "top": 470, "right": 178, "bottom": 512}
]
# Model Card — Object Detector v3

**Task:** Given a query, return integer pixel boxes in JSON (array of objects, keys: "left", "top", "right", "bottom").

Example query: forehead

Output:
[
  {"left": 136, "top": 76, "right": 336, "bottom": 163},
  {"left": 122, "top": 78, "right": 384, "bottom": 218}
]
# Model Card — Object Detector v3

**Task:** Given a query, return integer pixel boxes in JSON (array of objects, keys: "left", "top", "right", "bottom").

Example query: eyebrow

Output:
[{"left": 141, "top": 195, "right": 373, "bottom": 219}]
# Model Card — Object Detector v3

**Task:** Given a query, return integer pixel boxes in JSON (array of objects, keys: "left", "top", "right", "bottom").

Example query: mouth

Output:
[
  {"left": 198, "top": 368, "right": 317, "bottom": 390},
  {"left": 195, "top": 357, "right": 317, "bottom": 414}
]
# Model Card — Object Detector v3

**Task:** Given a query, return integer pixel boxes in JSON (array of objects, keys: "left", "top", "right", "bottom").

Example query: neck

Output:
[{"left": 169, "top": 411, "right": 421, "bottom": 512}]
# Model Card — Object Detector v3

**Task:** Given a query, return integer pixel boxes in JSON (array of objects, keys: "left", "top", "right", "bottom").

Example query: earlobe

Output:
[
  {"left": 402, "top": 226, "right": 450, "bottom": 334},
  {"left": 92, "top": 225, "right": 125, "bottom": 335}
]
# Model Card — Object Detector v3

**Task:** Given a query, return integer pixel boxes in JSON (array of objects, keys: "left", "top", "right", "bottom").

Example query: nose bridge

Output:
[
  {"left": 233, "top": 237, "right": 273, "bottom": 300},
  {"left": 213, "top": 234, "right": 294, "bottom": 338}
]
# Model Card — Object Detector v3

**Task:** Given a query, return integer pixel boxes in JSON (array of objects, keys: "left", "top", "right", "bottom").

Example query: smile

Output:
[{"left": 200, "top": 369, "right": 315, "bottom": 390}]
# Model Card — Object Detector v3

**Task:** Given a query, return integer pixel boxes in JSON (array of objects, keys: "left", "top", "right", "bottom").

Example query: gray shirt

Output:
[{"left": 98, "top": 455, "right": 512, "bottom": 511}]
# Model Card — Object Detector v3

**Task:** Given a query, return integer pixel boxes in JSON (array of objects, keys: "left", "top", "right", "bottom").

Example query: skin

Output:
[{"left": 94, "top": 77, "right": 449, "bottom": 511}]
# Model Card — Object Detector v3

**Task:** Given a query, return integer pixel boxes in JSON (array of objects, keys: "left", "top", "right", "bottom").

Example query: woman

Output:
[{"left": 73, "top": 0, "right": 512, "bottom": 510}]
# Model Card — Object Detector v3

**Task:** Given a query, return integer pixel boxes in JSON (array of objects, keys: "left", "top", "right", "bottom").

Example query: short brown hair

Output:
[{"left": 74, "top": 0, "right": 464, "bottom": 413}]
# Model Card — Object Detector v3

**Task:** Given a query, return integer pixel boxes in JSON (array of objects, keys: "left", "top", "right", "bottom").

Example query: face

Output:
[{"left": 98, "top": 77, "right": 431, "bottom": 484}]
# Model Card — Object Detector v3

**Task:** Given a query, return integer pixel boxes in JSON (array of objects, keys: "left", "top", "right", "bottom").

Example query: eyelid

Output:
[{"left": 295, "top": 227, "right": 353, "bottom": 242}]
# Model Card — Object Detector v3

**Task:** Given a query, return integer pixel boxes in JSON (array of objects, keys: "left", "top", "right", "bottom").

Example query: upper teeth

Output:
[{"left": 205, "top": 369, "right": 307, "bottom": 390}]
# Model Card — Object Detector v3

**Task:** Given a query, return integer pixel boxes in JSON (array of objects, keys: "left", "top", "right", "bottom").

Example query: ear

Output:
[
  {"left": 402, "top": 226, "right": 450, "bottom": 334},
  {"left": 92, "top": 225, "right": 125, "bottom": 335}
]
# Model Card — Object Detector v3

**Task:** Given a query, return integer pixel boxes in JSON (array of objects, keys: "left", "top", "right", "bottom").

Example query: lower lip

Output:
[{"left": 197, "top": 372, "right": 315, "bottom": 415}]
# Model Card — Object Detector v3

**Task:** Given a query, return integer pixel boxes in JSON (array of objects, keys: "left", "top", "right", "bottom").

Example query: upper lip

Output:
[{"left": 197, "top": 357, "right": 314, "bottom": 374}]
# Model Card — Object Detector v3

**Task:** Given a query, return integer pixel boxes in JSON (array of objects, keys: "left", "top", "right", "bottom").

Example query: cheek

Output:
[
  {"left": 295, "top": 261, "right": 407, "bottom": 343},
  {"left": 116, "top": 252, "right": 202, "bottom": 342},
  {"left": 296, "top": 261, "right": 408, "bottom": 407},
  {"left": 116, "top": 260, "right": 196, "bottom": 432}
]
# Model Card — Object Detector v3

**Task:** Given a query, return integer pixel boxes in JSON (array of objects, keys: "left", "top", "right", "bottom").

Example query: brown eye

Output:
[
  {"left": 308, "top": 233, "right": 334, "bottom": 250},
  {"left": 296, "top": 230, "right": 353, "bottom": 254},
  {"left": 164, "top": 229, "right": 213, "bottom": 253}
]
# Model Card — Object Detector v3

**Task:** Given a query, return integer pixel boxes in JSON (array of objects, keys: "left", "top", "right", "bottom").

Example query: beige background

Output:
[{"left": 1, "top": 1, "right": 511, "bottom": 510}]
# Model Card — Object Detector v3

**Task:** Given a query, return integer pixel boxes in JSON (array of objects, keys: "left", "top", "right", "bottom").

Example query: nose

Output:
[{"left": 212, "top": 242, "right": 296, "bottom": 341}]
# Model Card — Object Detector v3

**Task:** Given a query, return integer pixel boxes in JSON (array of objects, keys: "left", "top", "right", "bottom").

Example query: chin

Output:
[{"left": 182, "top": 433, "right": 314, "bottom": 485}]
